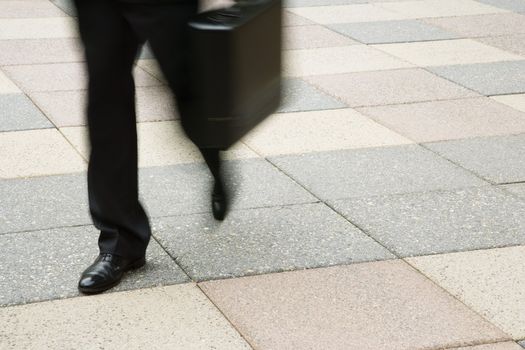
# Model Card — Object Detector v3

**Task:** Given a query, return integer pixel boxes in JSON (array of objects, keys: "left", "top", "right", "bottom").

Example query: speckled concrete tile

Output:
[
  {"left": 305, "top": 68, "right": 478, "bottom": 107},
  {"left": 328, "top": 20, "right": 458, "bottom": 44},
  {"left": 478, "top": 35, "right": 525, "bottom": 57},
  {"left": 407, "top": 246, "right": 525, "bottom": 339},
  {"left": 0, "top": 70, "right": 20, "bottom": 94},
  {"left": 136, "top": 59, "right": 167, "bottom": 83},
  {"left": 269, "top": 145, "right": 487, "bottom": 201},
  {"left": 0, "top": 94, "right": 53, "bottom": 131},
  {"left": 519, "top": 340, "right": 525, "bottom": 348},
  {"left": 283, "top": 45, "right": 412, "bottom": 77},
  {"left": 154, "top": 203, "right": 394, "bottom": 281},
  {"left": 243, "top": 109, "right": 412, "bottom": 156},
  {"left": 0, "top": 226, "right": 189, "bottom": 306},
  {"left": 424, "top": 13, "right": 525, "bottom": 38},
  {"left": 492, "top": 94, "right": 525, "bottom": 113},
  {"left": 139, "top": 158, "right": 317, "bottom": 218},
  {"left": 425, "top": 135, "right": 525, "bottom": 184},
  {"left": 451, "top": 343, "right": 524, "bottom": 350},
  {"left": 358, "top": 98, "right": 525, "bottom": 142},
  {"left": 379, "top": 0, "right": 508, "bottom": 19},
  {"left": 50, "top": 0, "right": 76, "bottom": 16},
  {"left": 500, "top": 183, "right": 525, "bottom": 198},
  {"left": 0, "top": 284, "right": 252, "bottom": 350},
  {"left": 373, "top": 39, "right": 521, "bottom": 67},
  {"left": 287, "top": 3, "right": 405, "bottom": 24},
  {"left": 0, "top": 17, "right": 78, "bottom": 40},
  {"left": 0, "top": 129, "right": 86, "bottom": 179},
  {"left": 0, "top": 1, "right": 68, "bottom": 18},
  {"left": 283, "top": 10, "right": 315, "bottom": 26},
  {"left": 61, "top": 121, "right": 257, "bottom": 167},
  {"left": 0, "top": 173, "right": 89, "bottom": 235},
  {"left": 0, "top": 38, "right": 83, "bottom": 65},
  {"left": 331, "top": 186, "right": 525, "bottom": 257},
  {"left": 429, "top": 61, "right": 525, "bottom": 96},
  {"left": 284, "top": 25, "right": 357, "bottom": 50},
  {"left": 476, "top": 0, "right": 525, "bottom": 12},
  {"left": 278, "top": 78, "right": 346, "bottom": 113},
  {"left": 199, "top": 260, "right": 508, "bottom": 350},
  {"left": 3, "top": 63, "right": 160, "bottom": 92}
]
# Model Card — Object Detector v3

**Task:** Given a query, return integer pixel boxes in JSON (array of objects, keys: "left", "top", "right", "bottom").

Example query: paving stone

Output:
[
  {"left": 407, "top": 246, "right": 525, "bottom": 339},
  {"left": 283, "top": 11, "right": 315, "bottom": 26},
  {"left": 379, "top": 0, "right": 508, "bottom": 19},
  {"left": 332, "top": 186, "right": 525, "bottom": 257},
  {"left": 425, "top": 135, "right": 525, "bottom": 184},
  {"left": 424, "top": 13, "right": 525, "bottom": 38},
  {"left": 269, "top": 145, "right": 487, "bottom": 201},
  {"left": 50, "top": 0, "right": 76, "bottom": 16},
  {"left": 139, "top": 42, "right": 154, "bottom": 59},
  {"left": 358, "top": 98, "right": 525, "bottom": 142},
  {"left": 136, "top": 59, "right": 167, "bottom": 83},
  {"left": 500, "top": 183, "right": 525, "bottom": 198},
  {"left": 0, "top": 226, "right": 189, "bottom": 306},
  {"left": 373, "top": 39, "right": 521, "bottom": 67},
  {"left": 287, "top": 3, "right": 405, "bottom": 24},
  {"left": 61, "top": 121, "right": 258, "bottom": 167},
  {"left": 328, "top": 20, "right": 458, "bottom": 44},
  {"left": 476, "top": 0, "right": 525, "bottom": 12},
  {"left": 306, "top": 68, "right": 478, "bottom": 107},
  {"left": 140, "top": 158, "right": 317, "bottom": 218},
  {"left": 479, "top": 35, "right": 525, "bottom": 58},
  {"left": 3, "top": 63, "right": 160, "bottom": 92},
  {"left": 0, "top": 129, "right": 86, "bottom": 179},
  {"left": 0, "top": 38, "right": 83, "bottom": 65},
  {"left": 283, "top": 24, "right": 357, "bottom": 50},
  {"left": 154, "top": 203, "right": 394, "bottom": 281},
  {"left": 0, "top": 173, "right": 89, "bottom": 235},
  {"left": 451, "top": 342, "right": 524, "bottom": 349},
  {"left": 0, "top": 70, "right": 20, "bottom": 94},
  {"left": 284, "top": 0, "right": 367, "bottom": 8},
  {"left": 429, "top": 61, "right": 525, "bottom": 96},
  {"left": 0, "top": 17, "right": 78, "bottom": 40},
  {"left": 519, "top": 340, "right": 525, "bottom": 348},
  {"left": 243, "top": 109, "right": 412, "bottom": 156},
  {"left": 0, "top": 284, "right": 251, "bottom": 350},
  {"left": 0, "top": 94, "right": 53, "bottom": 132},
  {"left": 283, "top": 45, "right": 412, "bottom": 77},
  {"left": 0, "top": 1, "right": 68, "bottom": 18},
  {"left": 278, "top": 78, "right": 346, "bottom": 113},
  {"left": 199, "top": 260, "right": 508, "bottom": 350},
  {"left": 492, "top": 93, "right": 525, "bottom": 113}
]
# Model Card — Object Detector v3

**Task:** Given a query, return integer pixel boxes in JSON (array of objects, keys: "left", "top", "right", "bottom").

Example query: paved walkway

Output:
[{"left": 1, "top": 0, "right": 525, "bottom": 349}]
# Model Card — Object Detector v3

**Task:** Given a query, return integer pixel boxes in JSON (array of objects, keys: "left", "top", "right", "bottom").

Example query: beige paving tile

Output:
[
  {"left": 373, "top": 39, "right": 522, "bottom": 67},
  {"left": 283, "top": 45, "right": 412, "bottom": 77},
  {"left": 0, "top": 38, "right": 83, "bottom": 65},
  {"left": 358, "top": 98, "right": 525, "bottom": 142},
  {"left": 288, "top": 3, "right": 405, "bottom": 24},
  {"left": 284, "top": 25, "right": 357, "bottom": 50},
  {"left": 242, "top": 109, "right": 412, "bottom": 156},
  {"left": 424, "top": 13, "right": 525, "bottom": 38},
  {"left": 491, "top": 94, "right": 525, "bottom": 113},
  {"left": 452, "top": 343, "right": 524, "bottom": 350},
  {"left": 136, "top": 59, "right": 167, "bottom": 83},
  {"left": 283, "top": 10, "right": 315, "bottom": 27},
  {"left": 478, "top": 35, "right": 525, "bottom": 57},
  {"left": 0, "top": 70, "right": 20, "bottom": 94},
  {"left": 0, "top": 18, "right": 78, "bottom": 40},
  {"left": 200, "top": 260, "right": 508, "bottom": 350},
  {"left": 0, "top": 284, "right": 252, "bottom": 350},
  {"left": 61, "top": 121, "right": 258, "bottom": 167},
  {"left": 0, "top": 1, "right": 68, "bottom": 18},
  {"left": 3, "top": 63, "right": 161, "bottom": 92},
  {"left": 305, "top": 68, "right": 479, "bottom": 107},
  {"left": 407, "top": 246, "right": 525, "bottom": 339},
  {"left": 379, "top": 0, "right": 508, "bottom": 19},
  {"left": 0, "top": 129, "right": 86, "bottom": 179}
]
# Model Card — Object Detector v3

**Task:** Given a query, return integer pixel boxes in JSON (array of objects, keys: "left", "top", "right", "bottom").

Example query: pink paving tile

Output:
[{"left": 200, "top": 260, "right": 508, "bottom": 350}]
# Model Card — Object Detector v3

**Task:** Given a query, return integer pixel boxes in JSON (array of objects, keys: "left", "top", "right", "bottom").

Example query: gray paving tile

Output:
[
  {"left": 153, "top": 203, "right": 395, "bottom": 281},
  {"left": 0, "top": 94, "right": 53, "bottom": 131},
  {"left": 425, "top": 135, "right": 525, "bottom": 184},
  {"left": 476, "top": 0, "right": 525, "bottom": 12},
  {"left": 0, "top": 0, "right": 68, "bottom": 18},
  {"left": 0, "top": 173, "right": 90, "bottom": 235},
  {"left": 500, "top": 183, "right": 525, "bottom": 198},
  {"left": 50, "top": 0, "right": 76, "bottom": 16},
  {"left": 424, "top": 13, "right": 525, "bottom": 38},
  {"left": 279, "top": 78, "right": 346, "bottom": 113},
  {"left": 328, "top": 20, "right": 458, "bottom": 44},
  {"left": 269, "top": 145, "right": 488, "bottom": 201},
  {"left": 139, "top": 42, "right": 154, "bottom": 59},
  {"left": 330, "top": 186, "right": 525, "bottom": 257},
  {"left": 429, "top": 61, "right": 525, "bottom": 96},
  {"left": 140, "top": 158, "right": 317, "bottom": 218},
  {"left": 0, "top": 226, "right": 189, "bottom": 306},
  {"left": 519, "top": 340, "right": 525, "bottom": 348}
]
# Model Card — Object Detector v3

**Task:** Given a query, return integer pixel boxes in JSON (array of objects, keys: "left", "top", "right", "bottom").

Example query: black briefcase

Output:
[{"left": 182, "top": 0, "right": 282, "bottom": 149}]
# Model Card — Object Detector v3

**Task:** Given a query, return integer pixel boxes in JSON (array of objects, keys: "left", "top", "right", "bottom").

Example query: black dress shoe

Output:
[
  {"left": 78, "top": 253, "right": 145, "bottom": 294},
  {"left": 211, "top": 180, "right": 227, "bottom": 221}
]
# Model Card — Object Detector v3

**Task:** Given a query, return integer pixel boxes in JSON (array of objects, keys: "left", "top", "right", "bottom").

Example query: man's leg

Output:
[{"left": 75, "top": 0, "right": 151, "bottom": 293}]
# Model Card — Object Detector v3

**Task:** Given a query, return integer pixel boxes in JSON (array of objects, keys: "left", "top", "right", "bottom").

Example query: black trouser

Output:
[{"left": 75, "top": 0, "right": 206, "bottom": 260}]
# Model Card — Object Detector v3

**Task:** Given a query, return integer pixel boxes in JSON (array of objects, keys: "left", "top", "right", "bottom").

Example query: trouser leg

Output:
[{"left": 75, "top": 0, "right": 151, "bottom": 259}]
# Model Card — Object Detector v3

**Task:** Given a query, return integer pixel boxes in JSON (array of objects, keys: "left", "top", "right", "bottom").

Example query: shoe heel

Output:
[{"left": 130, "top": 256, "right": 146, "bottom": 270}]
